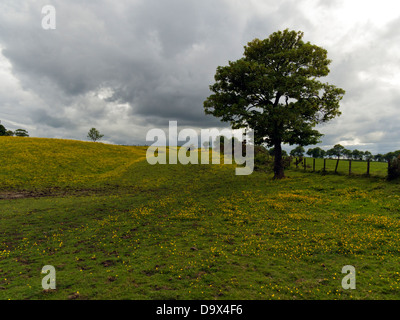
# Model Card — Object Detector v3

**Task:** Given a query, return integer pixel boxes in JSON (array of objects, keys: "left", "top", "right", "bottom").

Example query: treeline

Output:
[
  {"left": 289, "top": 144, "right": 399, "bottom": 163},
  {"left": 0, "top": 123, "right": 29, "bottom": 137},
  {"left": 260, "top": 144, "right": 400, "bottom": 180}
]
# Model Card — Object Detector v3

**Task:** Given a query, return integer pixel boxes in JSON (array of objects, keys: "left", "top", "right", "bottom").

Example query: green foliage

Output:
[
  {"left": 307, "top": 147, "right": 326, "bottom": 158},
  {"left": 0, "top": 124, "right": 6, "bottom": 136},
  {"left": 253, "top": 145, "right": 273, "bottom": 170},
  {"left": 14, "top": 129, "right": 29, "bottom": 137},
  {"left": 204, "top": 29, "right": 345, "bottom": 178},
  {"left": 384, "top": 150, "right": 400, "bottom": 162},
  {"left": 87, "top": 128, "right": 104, "bottom": 142},
  {"left": 327, "top": 144, "right": 346, "bottom": 159},
  {"left": 267, "top": 147, "right": 287, "bottom": 157},
  {"left": 351, "top": 149, "right": 364, "bottom": 161},
  {"left": 290, "top": 146, "right": 305, "bottom": 157},
  {"left": 0, "top": 123, "right": 16, "bottom": 136},
  {"left": 374, "top": 154, "right": 384, "bottom": 162}
]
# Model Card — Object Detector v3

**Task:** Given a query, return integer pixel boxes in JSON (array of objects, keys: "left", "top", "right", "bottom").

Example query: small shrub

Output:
[
  {"left": 254, "top": 146, "right": 273, "bottom": 171},
  {"left": 283, "top": 156, "right": 292, "bottom": 169}
]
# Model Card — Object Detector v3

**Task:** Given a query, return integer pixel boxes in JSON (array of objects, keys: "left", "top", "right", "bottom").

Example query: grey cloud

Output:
[
  {"left": 0, "top": 0, "right": 399, "bottom": 151},
  {"left": 32, "top": 109, "right": 78, "bottom": 129}
]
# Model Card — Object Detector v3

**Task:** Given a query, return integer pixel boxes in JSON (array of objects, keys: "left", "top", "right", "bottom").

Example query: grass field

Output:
[
  {"left": 291, "top": 157, "right": 388, "bottom": 177},
  {"left": 1, "top": 137, "right": 400, "bottom": 300}
]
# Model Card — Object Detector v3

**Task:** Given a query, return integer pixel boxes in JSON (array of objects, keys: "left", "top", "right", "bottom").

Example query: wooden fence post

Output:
[
  {"left": 367, "top": 159, "right": 370, "bottom": 176},
  {"left": 349, "top": 160, "right": 352, "bottom": 175},
  {"left": 323, "top": 159, "right": 326, "bottom": 172},
  {"left": 335, "top": 158, "right": 339, "bottom": 173},
  {"left": 313, "top": 158, "right": 316, "bottom": 172},
  {"left": 304, "top": 158, "right": 306, "bottom": 171}
]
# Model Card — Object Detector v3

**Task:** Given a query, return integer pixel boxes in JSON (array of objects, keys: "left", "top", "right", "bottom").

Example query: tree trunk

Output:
[
  {"left": 273, "top": 141, "right": 285, "bottom": 179},
  {"left": 335, "top": 157, "right": 340, "bottom": 173}
]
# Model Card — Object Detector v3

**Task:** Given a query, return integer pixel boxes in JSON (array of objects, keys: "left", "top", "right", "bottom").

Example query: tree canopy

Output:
[
  {"left": 307, "top": 147, "right": 326, "bottom": 159},
  {"left": 14, "top": 129, "right": 29, "bottom": 137},
  {"left": 0, "top": 124, "right": 6, "bottom": 136},
  {"left": 290, "top": 146, "right": 305, "bottom": 158},
  {"left": 204, "top": 29, "right": 345, "bottom": 179},
  {"left": 87, "top": 128, "right": 104, "bottom": 142}
]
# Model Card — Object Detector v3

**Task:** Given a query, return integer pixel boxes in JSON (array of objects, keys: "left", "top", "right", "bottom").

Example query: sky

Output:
[{"left": 0, "top": 0, "right": 400, "bottom": 154}]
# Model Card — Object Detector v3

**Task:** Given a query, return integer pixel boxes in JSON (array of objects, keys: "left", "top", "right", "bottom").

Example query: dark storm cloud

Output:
[
  {"left": 0, "top": 0, "right": 244, "bottom": 143},
  {"left": 32, "top": 109, "right": 78, "bottom": 129},
  {"left": 0, "top": 0, "right": 399, "bottom": 152}
]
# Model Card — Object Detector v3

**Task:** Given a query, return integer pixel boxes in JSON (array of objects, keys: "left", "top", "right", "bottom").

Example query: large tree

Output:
[{"left": 204, "top": 29, "right": 345, "bottom": 179}]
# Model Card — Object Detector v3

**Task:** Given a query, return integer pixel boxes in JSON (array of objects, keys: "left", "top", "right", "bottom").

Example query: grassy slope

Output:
[
  {"left": 0, "top": 137, "right": 147, "bottom": 191},
  {"left": 1, "top": 138, "right": 400, "bottom": 300}
]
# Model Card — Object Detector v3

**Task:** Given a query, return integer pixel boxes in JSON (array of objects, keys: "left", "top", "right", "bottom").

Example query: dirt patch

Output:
[
  {"left": 0, "top": 185, "right": 139, "bottom": 200},
  {"left": 0, "top": 189, "right": 60, "bottom": 200},
  {"left": 0, "top": 192, "right": 33, "bottom": 200},
  {"left": 101, "top": 260, "right": 115, "bottom": 267},
  {"left": 0, "top": 188, "right": 103, "bottom": 200}
]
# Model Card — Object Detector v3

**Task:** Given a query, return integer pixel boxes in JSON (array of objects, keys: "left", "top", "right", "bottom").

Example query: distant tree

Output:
[
  {"left": 328, "top": 144, "right": 346, "bottom": 159},
  {"left": 374, "top": 154, "right": 384, "bottom": 162},
  {"left": 307, "top": 147, "right": 325, "bottom": 158},
  {"left": 290, "top": 146, "right": 305, "bottom": 158},
  {"left": 0, "top": 124, "right": 6, "bottom": 136},
  {"left": 14, "top": 129, "right": 29, "bottom": 137},
  {"left": 393, "top": 150, "right": 400, "bottom": 159},
  {"left": 87, "top": 128, "right": 104, "bottom": 142},
  {"left": 327, "top": 144, "right": 346, "bottom": 173},
  {"left": 5, "top": 130, "right": 14, "bottom": 136},
  {"left": 364, "top": 151, "right": 373, "bottom": 161},
  {"left": 384, "top": 152, "right": 393, "bottom": 162},
  {"left": 342, "top": 149, "right": 352, "bottom": 159},
  {"left": 202, "top": 141, "right": 210, "bottom": 149},
  {"left": 384, "top": 150, "right": 400, "bottom": 162},
  {"left": 351, "top": 149, "right": 363, "bottom": 161}
]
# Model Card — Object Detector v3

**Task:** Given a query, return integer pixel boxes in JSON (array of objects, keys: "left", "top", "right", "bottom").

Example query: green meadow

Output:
[
  {"left": 1, "top": 137, "right": 400, "bottom": 300},
  {"left": 292, "top": 157, "right": 388, "bottom": 177}
]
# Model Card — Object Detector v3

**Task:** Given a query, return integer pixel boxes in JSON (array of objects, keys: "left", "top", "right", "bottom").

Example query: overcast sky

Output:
[{"left": 0, "top": 0, "right": 400, "bottom": 154}]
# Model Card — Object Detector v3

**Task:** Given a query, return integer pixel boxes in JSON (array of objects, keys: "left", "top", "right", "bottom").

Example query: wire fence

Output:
[{"left": 288, "top": 157, "right": 390, "bottom": 177}]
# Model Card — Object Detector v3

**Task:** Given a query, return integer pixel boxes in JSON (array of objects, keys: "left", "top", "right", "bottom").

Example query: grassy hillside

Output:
[
  {"left": 1, "top": 138, "right": 400, "bottom": 300},
  {"left": 0, "top": 137, "right": 147, "bottom": 191}
]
